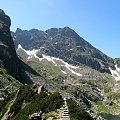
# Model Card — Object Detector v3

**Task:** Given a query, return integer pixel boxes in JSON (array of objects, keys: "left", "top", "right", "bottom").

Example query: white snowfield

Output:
[
  {"left": 109, "top": 65, "right": 120, "bottom": 81},
  {"left": 17, "top": 44, "right": 82, "bottom": 77},
  {"left": 115, "top": 64, "right": 120, "bottom": 72},
  {"left": 61, "top": 70, "right": 67, "bottom": 75}
]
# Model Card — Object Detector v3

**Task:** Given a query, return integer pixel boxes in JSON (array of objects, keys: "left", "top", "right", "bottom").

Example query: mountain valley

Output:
[
  {"left": 13, "top": 27, "right": 120, "bottom": 119},
  {"left": 0, "top": 9, "right": 120, "bottom": 120}
]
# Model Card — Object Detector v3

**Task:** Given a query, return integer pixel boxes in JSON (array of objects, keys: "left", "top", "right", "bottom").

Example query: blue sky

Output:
[{"left": 0, "top": 0, "right": 120, "bottom": 58}]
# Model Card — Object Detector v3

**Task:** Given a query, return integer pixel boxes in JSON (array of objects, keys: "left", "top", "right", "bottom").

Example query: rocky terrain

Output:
[
  {"left": 0, "top": 10, "right": 39, "bottom": 84},
  {"left": 14, "top": 27, "right": 120, "bottom": 119},
  {"left": 12, "top": 27, "right": 115, "bottom": 73},
  {"left": 0, "top": 9, "right": 93, "bottom": 120},
  {"left": 0, "top": 9, "right": 120, "bottom": 120}
]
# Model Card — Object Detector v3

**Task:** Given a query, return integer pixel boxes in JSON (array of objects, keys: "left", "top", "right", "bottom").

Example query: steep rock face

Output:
[
  {"left": 0, "top": 9, "right": 20, "bottom": 75},
  {"left": 0, "top": 9, "right": 35, "bottom": 84},
  {"left": 0, "top": 9, "right": 11, "bottom": 28},
  {"left": 12, "top": 27, "right": 114, "bottom": 73}
]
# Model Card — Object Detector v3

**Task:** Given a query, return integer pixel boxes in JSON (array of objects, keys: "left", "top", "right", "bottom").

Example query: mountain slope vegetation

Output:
[
  {"left": 1, "top": 9, "right": 120, "bottom": 120},
  {"left": 12, "top": 27, "right": 114, "bottom": 73},
  {"left": 15, "top": 30, "right": 120, "bottom": 119},
  {"left": 0, "top": 9, "right": 40, "bottom": 84}
]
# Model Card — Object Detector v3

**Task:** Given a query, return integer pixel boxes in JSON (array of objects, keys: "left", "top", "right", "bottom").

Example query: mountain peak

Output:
[
  {"left": 0, "top": 9, "right": 5, "bottom": 14},
  {"left": 12, "top": 27, "right": 114, "bottom": 73},
  {"left": 0, "top": 10, "right": 34, "bottom": 83},
  {"left": 0, "top": 9, "right": 11, "bottom": 28},
  {"left": 63, "top": 26, "right": 72, "bottom": 30},
  {"left": 0, "top": 10, "right": 19, "bottom": 74}
]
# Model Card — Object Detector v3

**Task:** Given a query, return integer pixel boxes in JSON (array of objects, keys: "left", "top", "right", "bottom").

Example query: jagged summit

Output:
[
  {"left": 1, "top": 9, "right": 120, "bottom": 120},
  {"left": 0, "top": 9, "right": 36, "bottom": 83},
  {"left": 12, "top": 27, "right": 114, "bottom": 73},
  {"left": 0, "top": 9, "right": 11, "bottom": 28},
  {"left": 0, "top": 9, "right": 18, "bottom": 74}
]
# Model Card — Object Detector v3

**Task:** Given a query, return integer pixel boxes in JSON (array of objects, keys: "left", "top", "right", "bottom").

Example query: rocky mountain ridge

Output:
[
  {"left": 16, "top": 44, "right": 120, "bottom": 119},
  {"left": 12, "top": 27, "right": 115, "bottom": 73},
  {"left": 1, "top": 9, "right": 120, "bottom": 120},
  {"left": 0, "top": 9, "right": 19, "bottom": 75},
  {"left": 0, "top": 9, "right": 39, "bottom": 84},
  {"left": 14, "top": 27, "right": 120, "bottom": 120}
]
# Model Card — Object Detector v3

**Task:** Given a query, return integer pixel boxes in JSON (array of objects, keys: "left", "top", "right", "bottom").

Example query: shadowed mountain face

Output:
[
  {"left": 0, "top": 9, "right": 20, "bottom": 75},
  {"left": 12, "top": 27, "right": 114, "bottom": 73},
  {"left": 0, "top": 9, "right": 37, "bottom": 84}
]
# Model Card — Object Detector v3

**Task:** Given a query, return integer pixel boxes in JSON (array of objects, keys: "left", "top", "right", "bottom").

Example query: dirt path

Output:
[{"left": 1, "top": 90, "right": 19, "bottom": 120}]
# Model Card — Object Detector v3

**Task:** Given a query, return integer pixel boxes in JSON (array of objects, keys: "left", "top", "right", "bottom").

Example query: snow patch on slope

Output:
[
  {"left": 17, "top": 44, "right": 23, "bottom": 49},
  {"left": 17, "top": 44, "right": 39, "bottom": 56},
  {"left": 109, "top": 65, "right": 120, "bottom": 81},
  {"left": 115, "top": 65, "right": 120, "bottom": 72},
  {"left": 48, "top": 57, "right": 82, "bottom": 76},
  {"left": 17, "top": 44, "right": 82, "bottom": 77},
  {"left": 61, "top": 70, "right": 67, "bottom": 75},
  {"left": 42, "top": 54, "right": 56, "bottom": 64},
  {"left": 17, "top": 44, "right": 40, "bottom": 60}
]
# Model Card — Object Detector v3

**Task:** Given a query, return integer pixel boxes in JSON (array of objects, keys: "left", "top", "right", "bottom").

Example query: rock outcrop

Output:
[
  {"left": 0, "top": 9, "right": 36, "bottom": 83},
  {"left": 12, "top": 27, "right": 114, "bottom": 73},
  {"left": 0, "top": 9, "right": 20, "bottom": 75}
]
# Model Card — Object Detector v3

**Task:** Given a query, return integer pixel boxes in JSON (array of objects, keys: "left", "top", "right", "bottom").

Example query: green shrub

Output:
[
  {"left": 11, "top": 86, "right": 64, "bottom": 120},
  {"left": 67, "top": 98, "right": 93, "bottom": 120}
]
